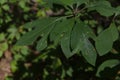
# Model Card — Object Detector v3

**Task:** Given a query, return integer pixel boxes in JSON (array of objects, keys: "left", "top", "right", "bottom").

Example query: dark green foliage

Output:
[
  {"left": 17, "top": 0, "right": 120, "bottom": 64},
  {"left": 16, "top": 0, "right": 120, "bottom": 79},
  {"left": 1, "top": 0, "right": 120, "bottom": 80}
]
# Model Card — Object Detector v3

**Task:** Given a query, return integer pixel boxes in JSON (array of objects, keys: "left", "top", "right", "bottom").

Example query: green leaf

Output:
[
  {"left": 2, "top": 5, "right": 10, "bottom": 11},
  {"left": 60, "top": 0, "right": 88, "bottom": 6},
  {"left": 115, "top": 6, "right": 120, "bottom": 16},
  {"left": 81, "top": 34, "right": 97, "bottom": 66},
  {"left": 36, "top": 37, "right": 47, "bottom": 51},
  {"left": 50, "top": 18, "right": 71, "bottom": 45},
  {"left": 96, "top": 59, "right": 120, "bottom": 77},
  {"left": 61, "top": 35, "right": 72, "bottom": 58},
  {"left": 11, "top": 61, "right": 18, "bottom": 72},
  {"left": 21, "top": 46, "right": 29, "bottom": 56},
  {"left": 16, "top": 29, "right": 41, "bottom": 45},
  {"left": 66, "top": 67, "right": 73, "bottom": 77},
  {"left": 0, "top": 0, "right": 7, "bottom": 4},
  {"left": 61, "top": 0, "right": 74, "bottom": 5},
  {"left": 43, "top": 0, "right": 88, "bottom": 6},
  {"left": 36, "top": 21, "right": 56, "bottom": 51},
  {"left": 95, "top": 23, "right": 119, "bottom": 56},
  {"left": 78, "top": 20, "right": 96, "bottom": 40},
  {"left": 82, "top": 24, "right": 96, "bottom": 40},
  {"left": 89, "top": 1, "right": 115, "bottom": 17},
  {"left": 0, "top": 51, "right": 3, "bottom": 58},
  {"left": 19, "top": 1, "right": 26, "bottom": 9},
  {"left": 95, "top": 28, "right": 113, "bottom": 56},
  {"left": 43, "top": 0, "right": 62, "bottom": 8},
  {"left": 16, "top": 18, "right": 58, "bottom": 45},
  {"left": 0, "top": 42, "right": 8, "bottom": 51},
  {"left": 24, "top": 17, "right": 56, "bottom": 29},
  {"left": 70, "top": 21, "right": 97, "bottom": 65},
  {"left": 108, "top": 23, "right": 119, "bottom": 42},
  {"left": 51, "top": 58, "right": 62, "bottom": 69},
  {"left": 0, "top": 33, "right": 5, "bottom": 41},
  {"left": 71, "top": 21, "right": 96, "bottom": 53},
  {"left": 60, "top": 19, "right": 74, "bottom": 58},
  {"left": 75, "top": 0, "right": 89, "bottom": 5},
  {"left": 71, "top": 22, "right": 82, "bottom": 53}
]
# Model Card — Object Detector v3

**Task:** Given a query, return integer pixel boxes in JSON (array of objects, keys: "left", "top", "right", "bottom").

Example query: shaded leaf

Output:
[
  {"left": 36, "top": 22, "right": 56, "bottom": 51},
  {"left": 71, "top": 21, "right": 96, "bottom": 53},
  {"left": 115, "top": 6, "right": 120, "bottom": 16},
  {"left": 16, "top": 18, "right": 58, "bottom": 45},
  {"left": 108, "top": 23, "right": 119, "bottom": 42},
  {"left": 61, "top": 0, "right": 74, "bottom": 5},
  {"left": 50, "top": 18, "right": 71, "bottom": 45},
  {"left": 36, "top": 37, "right": 47, "bottom": 51},
  {"left": 81, "top": 34, "right": 97, "bottom": 66},
  {"left": 71, "top": 22, "right": 82, "bottom": 53},
  {"left": 95, "top": 28, "right": 113, "bottom": 56},
  {"left": 43, "top": 0, "right": 62, "bottom": 8},
  {"left": 70, "top": 21, "right": 97, "bottom": 65},
  {"left": 75, "top": 0, "right": 89, "bottom": 5},
  {"left": 24, "top": 17, "right": 56, "bottom": 29},
  {"left": 60, "top": 19, "right": 74, "bottom": 58},
  {"left": 16, "top": 29, "right": 41, "bottom": 45},
  {"left": 96, "top": 59, "right": 120, "bottom": 77},
  {"left": 61, "top": 0, "right": 88, "bottom": 6},
  {"left": 89, "top": 1, "right": 115, "bottom": 17}
]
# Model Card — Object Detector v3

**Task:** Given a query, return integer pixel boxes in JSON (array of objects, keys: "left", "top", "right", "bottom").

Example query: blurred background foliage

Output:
[{"left": 0, "top": 0, "right": 120, "bottom": 80}]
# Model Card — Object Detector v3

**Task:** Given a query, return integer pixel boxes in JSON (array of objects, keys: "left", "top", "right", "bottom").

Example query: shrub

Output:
[{"left": 6, "top": 0, "right": 120, "bottom": 80}]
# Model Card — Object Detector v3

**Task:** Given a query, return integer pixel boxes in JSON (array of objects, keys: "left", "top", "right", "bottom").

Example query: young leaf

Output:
[{"left": 96, "top": 59, "right": 120, "bottom": 77}]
